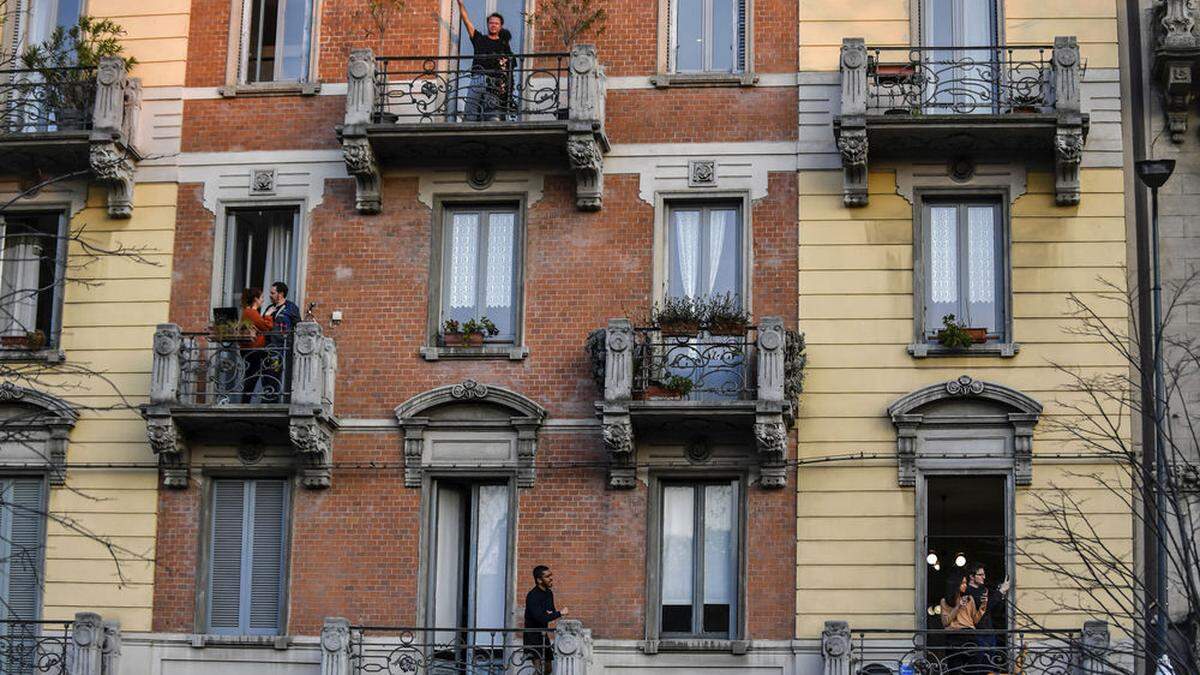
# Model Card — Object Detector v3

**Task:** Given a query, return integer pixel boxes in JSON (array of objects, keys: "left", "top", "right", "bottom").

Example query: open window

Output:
[
  {"left": 240, "top": 0, "right": 315, "bottom": 83},
  {"left": 668, "top": 0, "right": 747, "bottom": 74},
  {"left": 219, "top": 207, "right": 300, "bottom": 311},
  {"left": 430, "top": 481, "right": 512, "bottom": 633},
  {"left": 0, "top": 213, "right": 66, "bottom": 352},
  {"left": 924, "top": 476, "right": 1008, "bottom": 630}
]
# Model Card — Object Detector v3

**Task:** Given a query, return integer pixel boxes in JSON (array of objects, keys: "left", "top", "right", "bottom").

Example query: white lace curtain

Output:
[
  {"left": 0, "top": 235, "right": 43, "bottom": 337},
  {"left": 669, "top": 208, "right": 739, "bottom": 300}
]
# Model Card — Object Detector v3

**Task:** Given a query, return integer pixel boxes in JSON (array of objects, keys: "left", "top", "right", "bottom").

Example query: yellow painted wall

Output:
[
  {"left": 798, "top": 0, "right": 1119, "bottom": 70},
  {"left": 16, "top": 0, "right": 189, "bottom": 631},
  {"left": 795, "top": 168, "right": 1135, "bottom": 637}
]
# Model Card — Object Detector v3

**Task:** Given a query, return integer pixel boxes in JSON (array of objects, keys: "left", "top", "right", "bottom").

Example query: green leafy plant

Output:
[
  {"left": 441, "top": 318, "right": 461, "bottom": 334},
  {"left": 212, "top": 319, "right": 255, "bottom": 341},
  {"left": 704, "top": 291, "right": 751, "bottom": 334},
  {"left": 652, "top": 295, "right": 703, "bottom": 334},
  {"left": 461, "top": 317, "right": 500, "bottom": 337},
  {"left": 659, "top": 374, "right": 693, "bottom": 397},
  {"left": 525, "top": 0, "right": 607, "bottom": 49},
  {"left": 24, "top": 330, "right": 46, "bottom": 351},
  {"left": 20, "top": 16, "right": 136, "bottom": 128},
  {"left": 934, "top": 314, "right": 973, "bottom": 350}
]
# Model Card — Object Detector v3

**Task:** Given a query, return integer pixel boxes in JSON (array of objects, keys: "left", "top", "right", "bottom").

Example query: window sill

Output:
[
  {"left": 641, "top": 639, "right": 751, "bottom": 655},
  {"left": 420, "top": 345, "right": 529, "bottom": 361},
  {"left": 650, "top": 72, "right": 758, "bottom": 88},
  {"left": 0, "top": 349, "right": 64, "bottom": 364},
  {"left": 219, "top": 81, "right": 321, "bottom": 98},
  {"left": 190, "top": 634, "right": 291, "bottom": 649},
  {"left": 908, "top": 342, "right": 1020, "bottom": 358}
]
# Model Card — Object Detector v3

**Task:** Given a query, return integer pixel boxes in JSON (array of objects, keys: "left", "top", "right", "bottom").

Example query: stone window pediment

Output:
[
  {"left": 395, "top": 381, "right": 545, "bottom": 488},
  {"left": 0, "top": 382, "right": 77, "bottom": 484},
  {"left": 887, "top": 375, "right": 1041, "bottom": 486}
]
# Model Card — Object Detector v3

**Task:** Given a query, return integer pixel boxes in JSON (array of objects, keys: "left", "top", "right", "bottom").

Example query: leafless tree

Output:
[{"left": 1015, "top": 273, "right": 1200, "bottom": 675}]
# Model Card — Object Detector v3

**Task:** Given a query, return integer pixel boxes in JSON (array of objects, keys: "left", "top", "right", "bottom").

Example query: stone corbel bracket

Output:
[
  {"left": 567, "top": 44, "right": 608, "bottom": 211},
  {"left": 288, "top": 321, "right": 340, "bottom": 488},
  {"left": 1154, "top": 0, "right": 1200, "bottom": 142},
  {"left": 1052, "top": 37, "right": 1086, "bottom": 206},
  {"left": 342, "top": 49, "right": 382, "bottom": 214},
  {"left": 834, "top": 38, "right": 869, "bottom": 207},
  {"left": 90, "top": 57, "right": 141, "bottom": 218}
]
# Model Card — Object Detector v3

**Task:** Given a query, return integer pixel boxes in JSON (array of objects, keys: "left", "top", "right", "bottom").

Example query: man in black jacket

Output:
[{"left": 524, "top": 565, "right": 568, "bottom": 674}]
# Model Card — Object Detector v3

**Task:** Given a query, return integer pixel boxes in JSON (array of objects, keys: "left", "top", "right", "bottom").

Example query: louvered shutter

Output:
[
  {"left": 208, "top": 480, "right": 247, "bottom": 633},
  {"left": 736, "top": 0, "right": 747, "bottom": 72},
  {"left": 247, "top": 480, "right": 286, "bottom": 633},
  {"left": 6, "top": 479, "right": 45, "bottom": 623}
]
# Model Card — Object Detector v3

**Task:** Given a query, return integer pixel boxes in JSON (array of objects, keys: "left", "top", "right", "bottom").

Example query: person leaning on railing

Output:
[
  {"left": 239, "top": 287, "right": 275, "bottom": 403},
  {"left": 940, "top": 574, "right": 986, "bottom": 675},
  {"left": 456, "top": 0, "right": 514, "bottom": 121}
]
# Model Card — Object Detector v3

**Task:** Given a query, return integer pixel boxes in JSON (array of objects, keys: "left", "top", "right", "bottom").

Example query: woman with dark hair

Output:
[
  {"left": 940, "top": 574, "right": 986, "bottom": 675},
  {"left": 239, "top": 287, "right": 274, "bottom": 402}
]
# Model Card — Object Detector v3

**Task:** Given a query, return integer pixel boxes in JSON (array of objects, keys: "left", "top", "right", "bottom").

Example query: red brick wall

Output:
[{"left": 153, "top": 483, "right": 201, "bottom": 631}]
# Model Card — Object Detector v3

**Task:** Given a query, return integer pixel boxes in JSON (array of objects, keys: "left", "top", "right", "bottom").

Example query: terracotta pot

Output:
[
  {"left": 659, "top": 321, "right": 700, "bottom": 337},
  {"left": 442, "top": 332, "right": 464, "bottom": 347},
  {"left": 463, "top": 332, "right": 486, "bottom": 347},
  {"left": 0, "top": 335, "right": 27, "bottom": 349},
  {"left": 644, "top": 384, "right": 687, "bottom": 400},
  {"left": 965, "top": 328, "right": 988, "bottom": 343},
  {"left": 708, "top": 320, "right": 749, "bottom": 336}
]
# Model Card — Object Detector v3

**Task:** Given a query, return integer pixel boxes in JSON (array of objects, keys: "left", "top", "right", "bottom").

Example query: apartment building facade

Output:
[{"left": 0, "top": 0, "right": 1147, "bottom": 673}]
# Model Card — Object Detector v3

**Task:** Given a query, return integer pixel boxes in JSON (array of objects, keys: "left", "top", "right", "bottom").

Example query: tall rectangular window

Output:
[
  {"left": 440, "top": 204, "right": 521, "bottom": 343},
  {"left": 242, "top": 0, "right": 314, "bottom": 83},
  {"left": 0, "top": 478, "right": 46, "bottom": 672},
  {"left": 922, "top": 199, "right": 1005, "bottom": 342},
  {"left": 666, "top": 203, "right": 742, "bottom": 301},
  {"left": 208, "top": 479, "right": 289, "bottom": 635},
  {"left": 920, "top": 0, "right": 999, "bottom": 113},
  {"left": 0, "top": 213, "right": 64, "bottom": 348},
  {"left": 220, "top": 208, "right": 299, "bottom": 310},
  {"left": 430, "top": 482, "right": 511, "bottom": 633},
  {"left": 671, "top": 0, "right": 746, "bottom": 73},
  {"left": 659, "top": 481, "right": 738, "bottom": 638},
  {"left": 23, "top": 0, "right": 83, "bottom": 48}
]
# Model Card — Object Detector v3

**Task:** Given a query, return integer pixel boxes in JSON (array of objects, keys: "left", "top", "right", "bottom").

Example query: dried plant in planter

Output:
[
  {"left": 652, "top": 296, "right": 703, "bottom": 336},
  {"left": 704, "top": 291, "right": 751, "bottom": 335}
]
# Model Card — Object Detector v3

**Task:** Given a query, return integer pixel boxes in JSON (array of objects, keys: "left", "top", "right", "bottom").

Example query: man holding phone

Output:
[{"left": 966, "top": 562, "right": 1011, "bottom": 670}]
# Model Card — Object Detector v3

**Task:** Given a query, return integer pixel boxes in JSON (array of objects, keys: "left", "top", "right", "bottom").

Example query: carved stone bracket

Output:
[
  {"left": 754, "top": 411, "right": 788, "bottom": 489},
  {"left": 342, "top": 136, "right": 381, "bottom": 214},
  {"left": 69, "top": 612, "right": 104, "bottom": 675},
  {"left": 321, "top": 617, "right": 353, "bottom": 675},
  {"left": 568, "top": 133, "right": 604, "bottom": 211},
  {"left": 89, "top": 142, "right": 135, "bottom": 218},
  {"left": 601, "top": 407, "right": 634, "bottom": 489},
  {"left": 290, "top": 415, "right": 334, "bottom": 489},
  {"left": 835, "top": 38, "right": 869, "bottom": 207},
  {"left": 1155, "top": 0, "right": 1200, "bottom": 142},
  {"left": 821, "top": 621, "right": 852, "bottom": 675},
  {"left": 146, "top": 415, "right": 188, "bottom": 489}
]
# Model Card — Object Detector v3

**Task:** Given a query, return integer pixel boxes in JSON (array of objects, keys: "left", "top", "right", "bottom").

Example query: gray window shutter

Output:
[
  {"left": 208, "top": 480, "right": 247, "bottom": 633},
  {"left": 6, "top": 479, "right": 44, "bottom": 623},
  {"left": 247, "top": 480, "right": 286, "bottom": 633},
  {"left": 736, "top": 0, "right": 747, "bottom": 72}
]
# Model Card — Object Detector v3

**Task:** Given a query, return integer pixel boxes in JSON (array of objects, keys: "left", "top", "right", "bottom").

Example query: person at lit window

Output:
[{"left": 456, "top": 0, "right": 513, "bottom": 121}]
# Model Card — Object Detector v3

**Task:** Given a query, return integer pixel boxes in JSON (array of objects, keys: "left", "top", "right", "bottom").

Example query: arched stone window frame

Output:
[
  {"left": 0, "top": 382, "right": 77, "bottom": 484},
  {"left": 887, "top": 374, "right": 1042, "bottom": 625},
  {"left": 394, "top": 380, "right": 546, "bottom": 488}
]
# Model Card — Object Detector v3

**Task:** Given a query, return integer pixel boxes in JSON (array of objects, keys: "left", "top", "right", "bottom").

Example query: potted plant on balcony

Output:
[
  {"left": 935, "top": 313, "right": 986, "bottom": 350},
  {"left": 20, "top": 16, "right": 137, "bottom": 130},
  {"left": 212, "top": 319, "right": 257, "bottom": 344},
  {"left": 705, "top": 291, "right": 751, "bottom": 336},
  {"left": 354, "top": 0, "right": 404, "bottom": 123},
  {"left": 644, "top": 374, "right": 693, "bottom": 400},
  {"left": 0, "top": 330, "right": 45, "bottom": 350},
  {"left": 441, "top": 317, "right": 499, "bottom": 347},
  {"left": 652, "top": 296, "right": 703, "bottom": 337}
]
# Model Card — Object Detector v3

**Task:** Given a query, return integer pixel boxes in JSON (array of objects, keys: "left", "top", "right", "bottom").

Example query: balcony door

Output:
[
  {"left": 8, "top": 0, "right": 85, "bottom": 132},
  {"left": 451, "top": 0, "right": 528, "bottom": 121},
  {"left": 219, "top": 207, "right": 299, "bottom": 311},
  {"left": 920, "top": 0, "right": 999, "bottom": 113}
]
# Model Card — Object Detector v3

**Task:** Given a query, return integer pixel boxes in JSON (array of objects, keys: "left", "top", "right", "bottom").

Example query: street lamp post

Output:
[{"left": 1135, "top": 157, "right": 1175, "bottom": 670}]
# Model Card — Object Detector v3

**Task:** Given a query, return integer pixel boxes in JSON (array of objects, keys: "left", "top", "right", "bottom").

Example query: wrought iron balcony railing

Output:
[
  {"left": 835, "top": 36, "right": 1086, "bottom": 208},
  {"left": 320, "top": 618, "right": 593, "bottom": 675},
  {"left": 821, "top": 623, "right": 1115, "bottom": 675},
  {"left": 0, "top": 619, "right": 70, "bottom": 674},
  {"left": 863, "top": 45, "right": 1057, "bottom": 116},
  {"left": 341, "top": 45, "right": 607, "bottom": 213},
  {"left": 627, "top": 326, "right": 759, "bottom": 401},
  {"left": 0, "top": 68, "right": 98, "bottom": 135},
  {"left": 372, "top": 53, "right": 570, "bottom": 124},
  {"left": 177, "top": 330, "right": 295, "bottom": 406}
]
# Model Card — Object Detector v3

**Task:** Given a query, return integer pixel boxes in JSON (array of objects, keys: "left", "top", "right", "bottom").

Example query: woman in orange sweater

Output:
[
  {"left": 240, "top": 287, "right": 274, "bottom": 401},
  {"left": 941, "top": 574, "right": 986, "bottom": 674}
]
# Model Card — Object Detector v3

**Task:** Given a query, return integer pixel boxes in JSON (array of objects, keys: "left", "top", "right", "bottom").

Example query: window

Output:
[
  {"left": 920, "top": 0, "right": 997, "bottom": 47},
  {"left": 455, "top": 0, "right": 527, "bottom": 55},
  {"left": 921, "top": 199, "right": 1006, "bottom": 344},
  {"left": 920, "top": 0, "right": 999, "bottom": 113},
  {"left": 240, "top": 0, "right": 315, "bottom": 83},
  {"left": 429, "top": 482, "right": 511, "bottom": 632},
  {"left": 666, "top": 203, "right": 742, "bottom": 300},
  {"left": 22, "top": 0, "right": 83, "bottom": 48},
  {"left": 670, "top": 0, "right": 746, "bottom": 73},
  {"left": 0, "top": 478, "right": 46, "bottom": 671},
  {"left": 658, "top": 481, "right": 739, "bottom": 638},
  {"left": 220, "top": 207, "right": 299, "bottom": 310},
  {"left": 0, "top": 213, "right": 64, "bottom": 348},
  {"left": 207, "top": 479, "right": 289, "bottom": 635},
  {"left": 439, "top": 204, "right": 521, "bottom": 343}
]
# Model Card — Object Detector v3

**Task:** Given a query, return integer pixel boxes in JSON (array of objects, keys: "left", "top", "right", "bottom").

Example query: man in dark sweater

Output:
[
  {"left": 524, "top": 565, "right": 568, "bottom": 674},
  {"left": 456, "top": 0, "right": 514, "bottom": 121},
  {"left": 966, "top": 562, "right": 1011, "bottom": 672}
]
